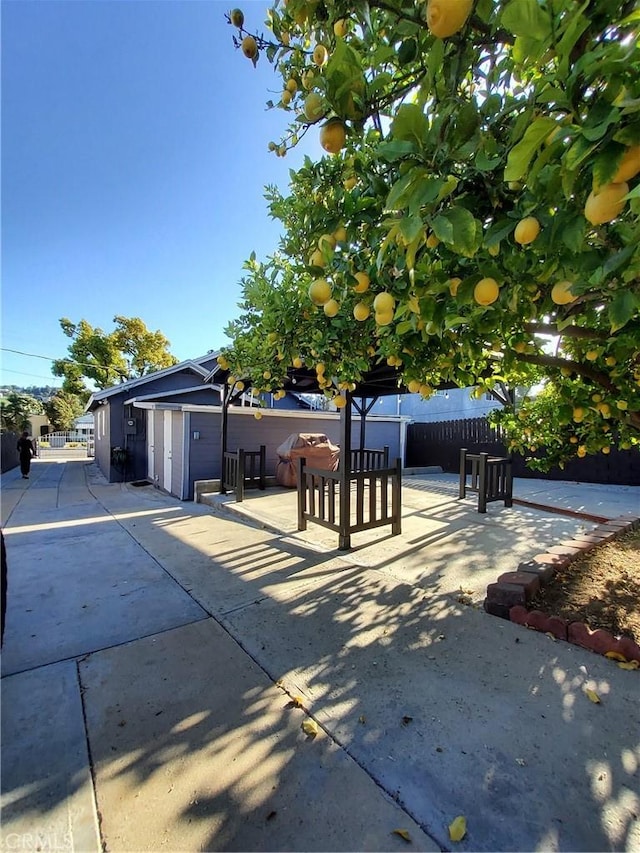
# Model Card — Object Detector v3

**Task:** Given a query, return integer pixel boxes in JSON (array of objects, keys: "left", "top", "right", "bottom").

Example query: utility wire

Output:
[{"left": 1, "top": 347, "right": 126, "bottom": 375}]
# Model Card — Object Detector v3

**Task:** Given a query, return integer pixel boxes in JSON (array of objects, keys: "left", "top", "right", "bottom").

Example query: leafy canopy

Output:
[
  {"left": 222, "top": 0, "right": 640, "bottom": 470},
  {"left": 53, "top": 316, "right": 178, "bottom": 394}
]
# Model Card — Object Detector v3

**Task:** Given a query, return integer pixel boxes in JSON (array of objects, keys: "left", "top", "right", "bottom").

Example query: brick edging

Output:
[{"left": 483, "top": 514, "right": 640, "bottom": 664}]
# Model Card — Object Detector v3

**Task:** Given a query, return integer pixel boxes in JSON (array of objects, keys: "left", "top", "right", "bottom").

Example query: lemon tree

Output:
[{"left": 222, "top": 1, "right": 640, "bottom": 469}]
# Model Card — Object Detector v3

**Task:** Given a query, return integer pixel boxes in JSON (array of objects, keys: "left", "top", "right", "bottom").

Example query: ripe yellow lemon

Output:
[
  {"left": 343, "top": 175, "right": 357, "bottom": 190},
  {"left": 585, "top": 350, "right": 598, "bottom": 361},
  {"left": 375, "top": 310, "right": 394, "bottom": 326},
  {"left": 320, "top": 119, "right": 347, "bottom": 154},
  {"left": 281, "top": 90, "right": 292, "bottom": 106},
  {"left": 285, "top": 78, "right": 298, "bottom": 94},
  {"left": 309, "top": 249, "right": 325, "bottom": 267},
  {"left": 302, "top": 69, "right": 316, "bottom": 90},
  {"left": 254, "top": 410, "right": 263, "bottom": 420},
  {"left": 333, "top": 394, "right": 347, "bottom": 408},
  {"left": 318, "top": 233, "right": 337, "bottom": 252},
  {"left": 308, "top": 278, "right": 332, "bottom": 305},
  {"left": 474, "top": 277, "right": 500, "bottom": 306},
  {"left": 353, "top": 302, "right": 370, "bottom": 321},
  {"left": 617, "top": 400, "right": 628, "bottom": 410},
  {"left": 612, "top": 145, "right": 640, "bottom": 183},
  {"left": 551, "top": 280, "right": 577, "bottom": 305},
  {"left": 323, "top": 298, "right": 340, "bottom": 317},
  {"left": 315, "top": 362, "right": 325, "bottom": 375},
  {"left": 333, "top": 18, "right": 348, "bottom": 37},
  {"left": 584, "top": 182, "right": 629, "bottom": 225},
  {"left": 303, "top": 92, "right": 325, "bottom": 122},
  {"left": 230, "top": 8, "right": 244, "bottom": 27},
  {"left": 333, "top": 225, "right": 347, "bottom": 242},
  {"left": 426, "top": 0, "right": 473, "bottom": 38},
  {"left": 313, "top": 44, "right": 329, "bottom": 67},
  {"left": 577, "top": 445, "right": 587, "bottom": 458},
  {"left": 353, "top": 271, "right": 370, "bottom": 292},
  {"left": 373, "top": 291, "right": 395, "bottom": 312},
  {"left": 292, "top": 356, "right": 303, "bottom": 368},
  {"left": 426, "top": 232, "right": 440, "bottom": 248},
  {"left": 514, "top": 216, "right": 541, "bottom": 245},
  {"left": 241, "top": 35, "right": 258, "bottom": 59},
  {"left": 407, "top": 380, "right": 421, "bottom": 394}
]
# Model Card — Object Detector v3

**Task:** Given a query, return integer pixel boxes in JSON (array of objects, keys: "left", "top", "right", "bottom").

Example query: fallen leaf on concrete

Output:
[
  {"left": 618, "top": 660, "right": 639, "bottom": 670},
  {"left": 392, "top": 829, "right": 412, "bottom": 842},
  {"left": 449, "top": 815, "right": 467, "bottom": 842},
  {"left": 359, "top": 715, "right": 366, "bottom": 724},
  {"left": 516, "top": 758, "right": 526, "bottom": 766},
  {"left": 605, "top": 651, "right": 627, "bottom": 662},
  {"left": 545, "top": 632, "right": 557, "bottom": 641},
  {"left": 585, "top": 689, "right": 601, "bottom": 704},
  {"left": 301, "top": 719, "right": 319, "bottom": 737},
  {"left": 292, "top": 695, "right": 304, "bottom": 707}
]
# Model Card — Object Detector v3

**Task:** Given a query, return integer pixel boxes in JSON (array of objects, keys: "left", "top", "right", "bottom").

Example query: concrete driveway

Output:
[{"left": 1, "top": 459, "right": 638, "bottom": 852}]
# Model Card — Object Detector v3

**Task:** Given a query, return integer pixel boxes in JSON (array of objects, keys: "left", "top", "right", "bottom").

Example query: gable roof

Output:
[
  {"left": 123, "top": 383, "right": 221, "bottom": 405},
  {"left": 85, "top": 352, "right": 220, "bottom": 411}
]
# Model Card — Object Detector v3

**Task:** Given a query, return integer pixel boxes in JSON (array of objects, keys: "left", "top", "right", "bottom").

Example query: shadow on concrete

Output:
[{"left": 1, "top": 460, "right": 638, "bottom": 852}]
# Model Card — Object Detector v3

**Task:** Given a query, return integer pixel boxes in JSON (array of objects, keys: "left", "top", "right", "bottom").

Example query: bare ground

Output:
[{"left": 529, "top": 526, "right": 640, "bottom": 642}]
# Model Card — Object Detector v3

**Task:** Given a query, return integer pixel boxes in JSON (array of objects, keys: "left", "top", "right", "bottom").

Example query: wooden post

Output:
[
  {"left": 478, "top": 452, "right": 488, "bottom": 513},
  {"left": 505, "top": 457, "right": 513, "bottom": 507},
  {"left": 338, "top": 390, "right": 352, "bottom": 550},
  {"left": 392, "top": 457, "right": 402, "bottom": 535},
  {"left": 259, "top": 444, "right": 266, "bottom": 490},
  {"left": 297, "top": 456, "right": 307, "bottom": 531},
  {"left": 236, "top": 449, "right": 245, "bottom": 502},
  {"left": 458, "top": 447, "right": 467, "bottom": 499},
  {"left": 220, "top": 384, "right": 230, "bottom": 494}
]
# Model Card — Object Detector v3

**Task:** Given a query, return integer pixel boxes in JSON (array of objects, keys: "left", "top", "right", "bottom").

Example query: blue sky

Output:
[{"left": 1, "top": 0, "right": 320, "bottom": 389}]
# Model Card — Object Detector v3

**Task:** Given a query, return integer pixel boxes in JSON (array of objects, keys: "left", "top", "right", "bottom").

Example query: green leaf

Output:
[
  {"left": 391, "top": 104, "right": 430, "bottom": 148},
  {"left": 608, "top": 290, "right": 637, "bottom": 332},
  {"left": 431, "top": 214, "right": 454, "bottom": 245},
  {"left": 475, "top": 150, "right": 501, "bottom": 172},
  {"left": 501, "top": 0, "right": 551, "bottom": 40},
  {"left": 398, "top": 215, "right": 424, "bottom": 245},
  {"left": 505, "top": 117, "right": 557, "bottom": 182},
  {"left": 385, "top": 168, "right": 427, "bottom": 211},
  {"left": 592, "top": 143, "right": 625, "bottom": 191},
  {"left": 438, "top": 207, "right": 482, "bottom": 257},
  {"left": 378, "top": 140, "right": 418, "bottom": 161},
  {"left": 563, "top": 136, "right": 599, "bottom": 172}
]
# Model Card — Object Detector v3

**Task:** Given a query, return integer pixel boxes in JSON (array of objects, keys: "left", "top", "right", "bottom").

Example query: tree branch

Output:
[
  {"left": 523, "top": 322, "right": 610, "bottom": 341},
  {"left": 515, "top": 352, "right": 617, "bottom": 393}
]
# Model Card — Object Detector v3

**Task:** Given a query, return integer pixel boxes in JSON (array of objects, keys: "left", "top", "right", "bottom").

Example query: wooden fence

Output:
[
  {"left": 222, "top": 445, "right": 266, "bottom": 501},
  {"left": 406, "top": 418, "right": 640, "bottom": 486}
]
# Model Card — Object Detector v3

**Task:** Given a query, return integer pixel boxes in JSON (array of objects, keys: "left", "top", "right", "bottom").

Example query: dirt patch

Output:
[{"left": 530, "top": 526, "right": 640, "bottom": 643}]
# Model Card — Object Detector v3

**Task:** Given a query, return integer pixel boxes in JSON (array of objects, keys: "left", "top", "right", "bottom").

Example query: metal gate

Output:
[{"left": 36, "top": 431, "right": 95, "bottom": 459}]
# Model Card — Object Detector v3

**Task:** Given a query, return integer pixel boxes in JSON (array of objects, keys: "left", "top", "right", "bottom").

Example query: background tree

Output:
[
  {"left": 43, "top": 391, "right": 86, "bottom": 432},
  {"left": 221, "top": 0, "right": 640, "bottom": 469},
  {"left": 52, "top": 316, "right": 179, "bottom": 395},
  {"left": 0, "top": 392, "right": 43, "bottom": 434}
]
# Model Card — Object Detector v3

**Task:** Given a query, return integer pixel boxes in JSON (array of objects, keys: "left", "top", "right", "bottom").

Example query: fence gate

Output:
[{"left": 36, "top": 431, "right": 95, "bottom": 459}]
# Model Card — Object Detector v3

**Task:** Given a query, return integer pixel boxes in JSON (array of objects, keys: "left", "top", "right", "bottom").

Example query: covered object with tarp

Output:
[{"left": 276, "top": 433, "right": 339, "bottom": 487}]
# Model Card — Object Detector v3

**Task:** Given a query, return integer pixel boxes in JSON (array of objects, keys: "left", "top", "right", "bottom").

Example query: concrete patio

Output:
[{"left": 1, "top": 459, "right": 638, "bottom": 852}]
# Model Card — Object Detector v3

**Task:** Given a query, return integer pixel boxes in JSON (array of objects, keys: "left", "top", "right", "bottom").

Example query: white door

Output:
[
  {"left": 147, "top": 411, "right": 156, "bottom": 481},
  {"left": 163, "top": 410, "right": 173, "bottom": 493}
]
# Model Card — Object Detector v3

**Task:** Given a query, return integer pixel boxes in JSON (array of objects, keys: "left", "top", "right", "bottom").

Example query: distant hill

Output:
[{"left": 0, "top": 385, "right": 60, "bottom": 401}]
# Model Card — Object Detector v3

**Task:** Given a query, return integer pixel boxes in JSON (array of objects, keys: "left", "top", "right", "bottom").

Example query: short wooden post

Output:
[
  {"left": 478, "top": 452, "right": 488, "bottom": 513},
  {"left": 505, "top": 457, "right": 513, "bottom": 507},
  {"left": 392, "top": 457, "right": 402, "bottom": 535},
  {"left": 297, "top": 456, "right": 307, "bottom": 531},
  {"left": 236, "top": 449, "right": 245, "bottom": 502},
  {"left": 458, "top": 447, "right": 468, "bottom": 499},
  {"left": 259, "top": 444, "right": 266, "bottom": 490}
]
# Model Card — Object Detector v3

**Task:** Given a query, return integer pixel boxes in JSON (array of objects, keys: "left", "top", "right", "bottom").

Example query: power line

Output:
[
  {"left": 1, "top": 347, "right": 126, "bottom": 375},
  {"left": 0, "top": 368, "right": 63, "bottom": 382}
]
